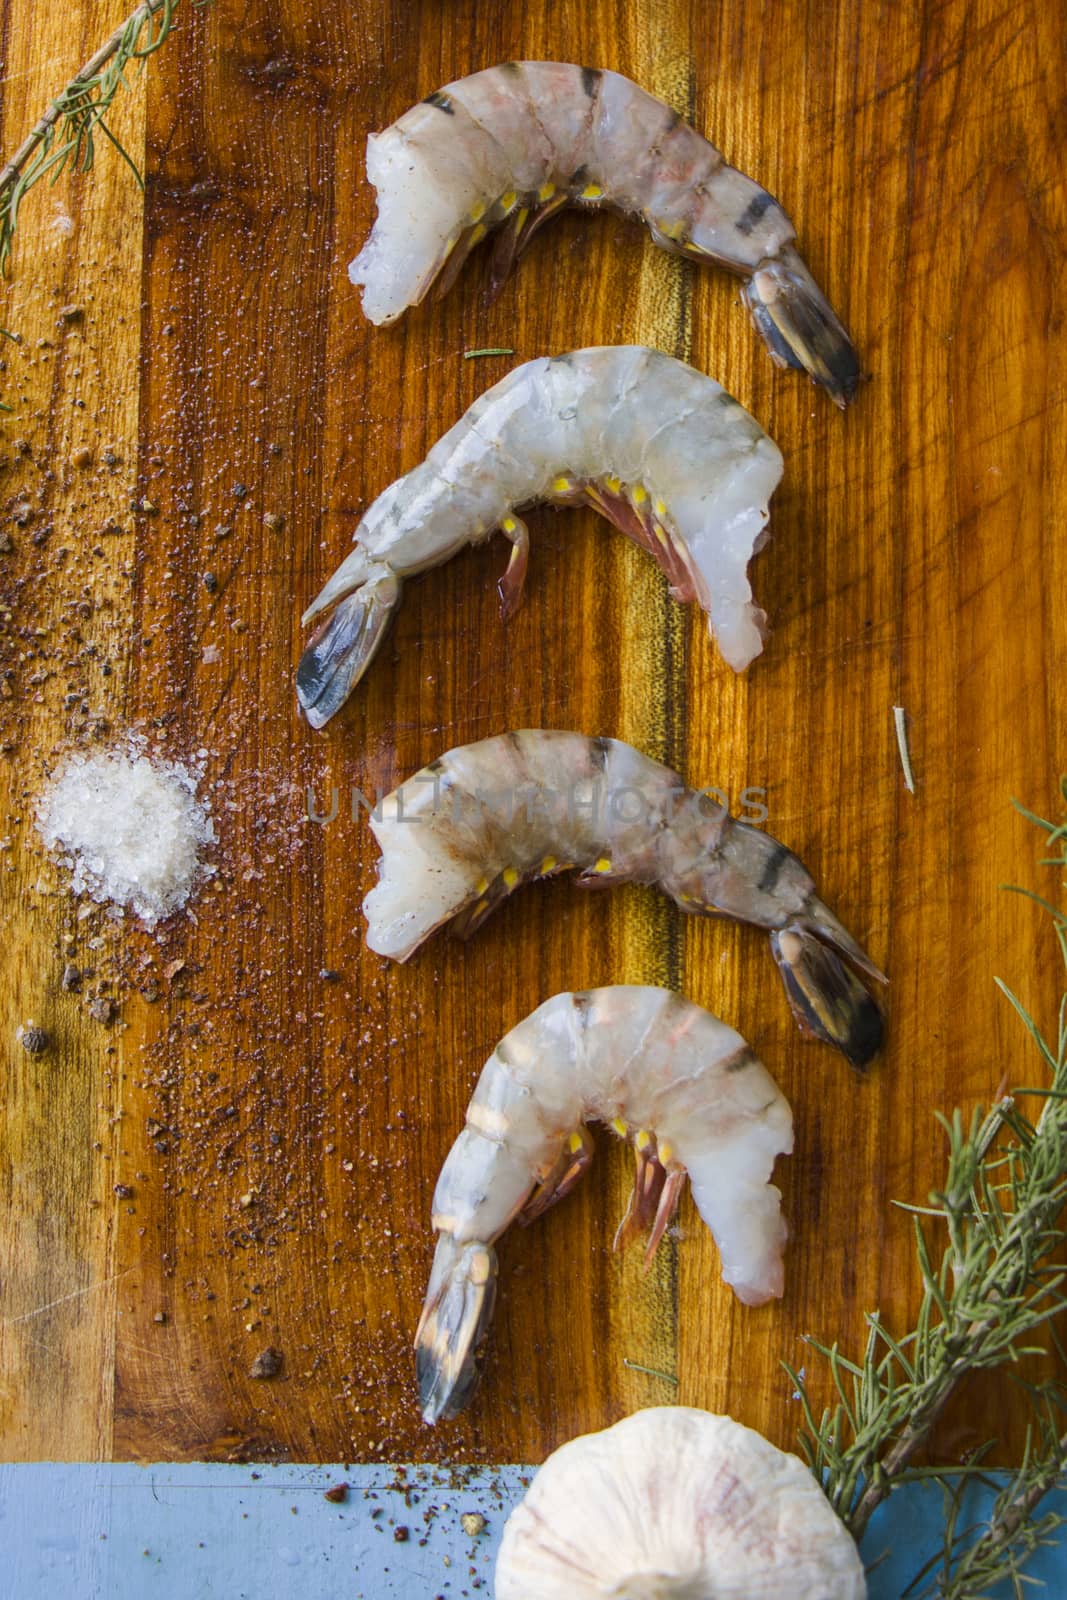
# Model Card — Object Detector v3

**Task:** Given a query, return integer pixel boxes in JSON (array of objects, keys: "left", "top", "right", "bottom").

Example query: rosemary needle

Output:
[
  {"left": 622, "top": 1358, "right": 679, "bottom": 1386},
  {"left": 893, "top": 704, "right": 916, "bottom": 794}
]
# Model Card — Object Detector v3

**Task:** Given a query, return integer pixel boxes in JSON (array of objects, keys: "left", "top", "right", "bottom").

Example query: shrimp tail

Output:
[
  {"left": 742, "top": 244, "right": 862, "bottom": 408},
  {"left": 770, "top": 924, "right": 883, "bottom": 1071},
  {"left": 415, "top": 1237, "right": 498, "bottom": 1425},
  {"left": 296, "top": 564, "right": 401, "bottom": 729},
  {"left": 801, "top": 896, "right": 887, "bottom": 986}
]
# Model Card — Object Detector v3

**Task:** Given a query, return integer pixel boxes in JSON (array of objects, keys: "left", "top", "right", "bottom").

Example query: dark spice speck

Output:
[{"left": 249, "top": 1346, "right": 284, "bottom": 1379}]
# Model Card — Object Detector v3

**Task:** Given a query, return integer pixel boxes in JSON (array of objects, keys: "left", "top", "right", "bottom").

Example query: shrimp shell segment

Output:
[
  {"left": 350, "top": 62, "right": 861, "bottom": 406},
  {"left": 297, "top": 348, "right": 783, "bottom": 728},
  {"left": 416, "top": 987, "right": 794, "bottom": 1424}
]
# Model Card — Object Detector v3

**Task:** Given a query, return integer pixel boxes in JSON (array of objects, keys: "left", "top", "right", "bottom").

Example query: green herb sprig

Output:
[
  {"left": 0, "top": 0, "right": 179, "bottom": 275},
  {"left": 907, "top": 1391, "right": 1067, "bottom": 1598},
  {"left": 787, "top": 779, "right": 1067, "bottom": 1593}
]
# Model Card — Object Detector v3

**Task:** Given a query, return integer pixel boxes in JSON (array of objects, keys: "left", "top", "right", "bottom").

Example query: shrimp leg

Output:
[
  {"left": 496, "top": 514, "right": 530, "bottom": 620},
  {"left": 518, "top": 1126, "right": 595, "bottom": 1224}
]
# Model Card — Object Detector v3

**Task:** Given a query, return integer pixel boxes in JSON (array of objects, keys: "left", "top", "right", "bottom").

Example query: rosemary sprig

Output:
[
  {"left": 0, "top": 0, "right": 178, "bottom": 274},
  {"left": 915, "top": 1394, "right": 1067, "bottom": 1599},
  {"left": 787, "top": 779, "right": 1067, "bottom": 1585}
]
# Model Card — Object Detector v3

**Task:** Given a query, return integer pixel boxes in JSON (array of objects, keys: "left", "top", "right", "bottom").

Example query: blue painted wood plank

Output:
[{"left": 0, "top": 1463, "right": 1064, "bottom": 1598}]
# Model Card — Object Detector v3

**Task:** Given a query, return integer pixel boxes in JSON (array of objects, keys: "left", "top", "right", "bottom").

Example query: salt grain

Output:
[{"left": 37, "top": 742, "right": 215, "bottom": 928}]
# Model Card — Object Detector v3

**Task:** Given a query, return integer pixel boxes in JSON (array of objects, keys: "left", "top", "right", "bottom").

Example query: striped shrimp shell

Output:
[
  {"left": 364, "top": 730, "right": 886, "bottom": 1069},
  {"left": 351, "top": 62, "right": 861, "bottom": 405}
]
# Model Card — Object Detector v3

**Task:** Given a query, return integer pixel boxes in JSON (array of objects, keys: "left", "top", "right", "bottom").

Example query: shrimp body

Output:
[
  {"left": 297, "top": 348, "right": 782, "bottom": 727},
  {"left": 364, "top": 730, "right": 886, "bottom": 1069},
  {"left": 416, "top": 985, "right": 794, "bottom": 1423},
  {"left": 351, "top": 63, "right": 861, "bottom": 406}
]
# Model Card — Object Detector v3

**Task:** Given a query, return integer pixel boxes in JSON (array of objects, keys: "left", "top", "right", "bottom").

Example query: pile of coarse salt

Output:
[{"left": 37, "top": 743, "right": 215, "bottom": 928}]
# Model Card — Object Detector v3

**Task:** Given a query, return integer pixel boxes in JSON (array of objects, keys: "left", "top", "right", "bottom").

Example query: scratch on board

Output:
[{"left": 2, "top": 1269, "right": 130, "bottom": 1325}]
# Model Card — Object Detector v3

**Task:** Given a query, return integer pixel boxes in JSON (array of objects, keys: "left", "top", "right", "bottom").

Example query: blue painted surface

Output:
[{"left": 0, "top": 1463, "right": 1064, "bottom": 1598}]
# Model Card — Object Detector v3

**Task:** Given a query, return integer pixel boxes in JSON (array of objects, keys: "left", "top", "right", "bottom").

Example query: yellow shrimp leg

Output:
[
  {"left": 643, "top": 1169, "right": 687, "bottom": 1267},
  {"left": 432, "top": 219, "right": 490, "bottom": 301},
  {"left": 614, "top": 1133, "right": 667, "bottom": 1253},
  {"left": 517, "top": 1127, "right": 596, "bottom": 1225},
  {"left": 496, "top": 513, "right": 530, "bottom": 620},
  {"left": 488, "top": 200, "right": 528, "bottom": 296}
]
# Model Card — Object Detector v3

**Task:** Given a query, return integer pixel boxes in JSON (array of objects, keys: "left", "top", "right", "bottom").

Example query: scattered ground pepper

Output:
[
  {"left": 324, "top": 1483, "right": 349, "bottom": 1504},
  {"left": 18, "top": 1024, "right": 49, "bottom": 1055}
]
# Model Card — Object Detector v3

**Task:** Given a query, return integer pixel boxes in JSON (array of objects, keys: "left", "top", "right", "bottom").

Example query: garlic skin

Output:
[{"left": 496, "top": 1407, "right": 867, "bottom": 1600}]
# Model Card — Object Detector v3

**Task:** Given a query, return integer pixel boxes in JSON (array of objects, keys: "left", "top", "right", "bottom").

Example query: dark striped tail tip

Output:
[
  {"left": 771, "top": 924, "right": 884, "bottom": 1070},
  {"left": 295, "top": 572, "right": 400, "bottom": 730},
  {"left": 742, "top": 245, "right": 862, "bottom": 409}
]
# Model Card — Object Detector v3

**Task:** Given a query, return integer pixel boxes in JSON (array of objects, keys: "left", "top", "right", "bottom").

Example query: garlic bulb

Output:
[{"left": 496, "top": 1407, "right": 867, "bottom": 1600}]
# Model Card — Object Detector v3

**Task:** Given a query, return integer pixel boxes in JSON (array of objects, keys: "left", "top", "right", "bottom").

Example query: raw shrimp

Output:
[
  {"left": 297, "top": 347, "right": 783, "bottom": 728},
  {"left": 364, "top": 730, "right": 886, "bottom": 1069},
  {"left": 416, "top": 985, "right": 793, "bottom": 1424},
  {"left": 350, "top": 63, "right": 861, "bottom": 406}
]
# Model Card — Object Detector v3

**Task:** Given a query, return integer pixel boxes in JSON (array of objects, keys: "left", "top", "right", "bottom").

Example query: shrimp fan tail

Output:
[
  {"left": 742, "top": 243, "right": 862, "bottom": 408},
  {"left": 415, "top": 1237, "right": 498, "bottom": 1426},
  {"left": 295, "top": 568, "right": 401, "bottom": 729},
  {"left": 302, "top": 541, "right": 379, "bottom": 628},
  {"left": 771, "top": 923, "right": 884, "bottom": 1070},
  {"left": 801, "top": 896, "right": 887, "bottom": 986}
]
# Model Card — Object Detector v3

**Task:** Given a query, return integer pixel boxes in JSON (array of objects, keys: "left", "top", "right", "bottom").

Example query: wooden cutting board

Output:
[{"left": 1, "top": 0, "right": 1064, "bottom": 1467}]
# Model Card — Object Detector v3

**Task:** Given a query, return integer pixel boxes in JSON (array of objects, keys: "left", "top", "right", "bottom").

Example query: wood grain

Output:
[
  {"left": 0, "top": 0, "right": 1065, "bottom": 1468},
  {"left": 0, "top": 0, "right": 149, "bottom": 1459}
]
